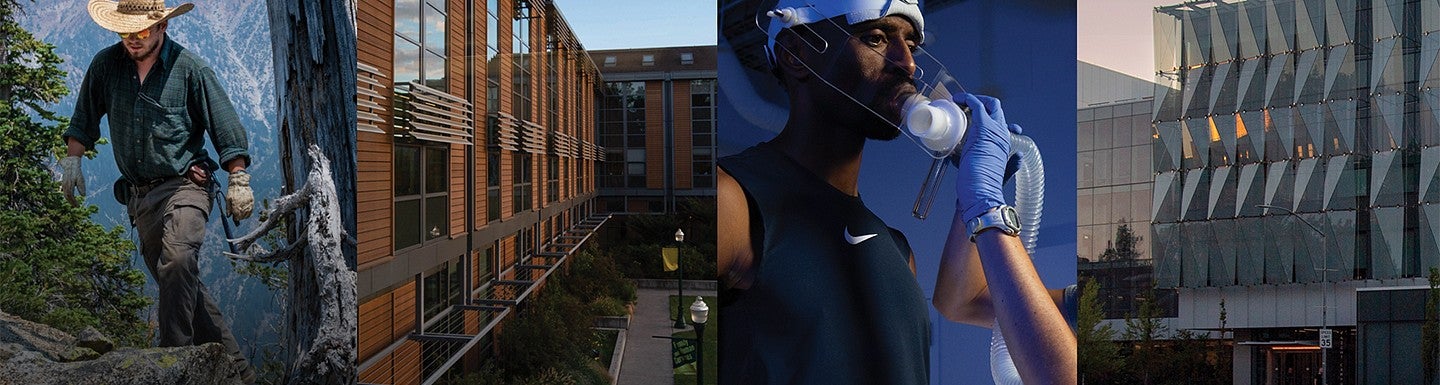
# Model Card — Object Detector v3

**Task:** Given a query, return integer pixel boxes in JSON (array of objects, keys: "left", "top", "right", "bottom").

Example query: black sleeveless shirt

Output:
[{"left": 718, "top": 143, "right": 930, "bottom": 385}]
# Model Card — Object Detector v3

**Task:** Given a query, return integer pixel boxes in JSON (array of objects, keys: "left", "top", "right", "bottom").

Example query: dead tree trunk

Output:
[{"left": 259, "top": 1, "right": 358, "bottom": 384}]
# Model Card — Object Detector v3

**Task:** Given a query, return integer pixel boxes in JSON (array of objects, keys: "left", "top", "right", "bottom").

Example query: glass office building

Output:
[{"left": 1152, "top": 0, "right": 1440, "bottom": 383}]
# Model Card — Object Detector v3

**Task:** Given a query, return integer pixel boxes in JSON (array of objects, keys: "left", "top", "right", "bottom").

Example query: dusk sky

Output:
[
  {"left": 1078, "top": 0, "right": 1181, "bottom": 80},
  {"left": 550, "top": 0, "right": 717, "bottom": 50}
]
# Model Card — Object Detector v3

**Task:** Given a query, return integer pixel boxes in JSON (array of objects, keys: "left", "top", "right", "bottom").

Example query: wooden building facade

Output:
[
  {"left": 354, "top": 0, "right": 607, "bottom": 383},
  {"left": 591, "top": 46, "right": 719, "bottom": 213}
]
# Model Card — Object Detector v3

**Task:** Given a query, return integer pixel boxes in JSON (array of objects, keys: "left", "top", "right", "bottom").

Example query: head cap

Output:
[
  {"left": 87, "top": 0, "right": 193, "bottom": 34},
  {"left": 763, "top": 0, "right": 924, "bottom": 67}
]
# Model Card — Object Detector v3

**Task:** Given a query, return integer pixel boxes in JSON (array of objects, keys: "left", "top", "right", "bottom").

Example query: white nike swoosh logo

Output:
[{"left": 844, "top": 227, "right": 878, "bottom": 245}]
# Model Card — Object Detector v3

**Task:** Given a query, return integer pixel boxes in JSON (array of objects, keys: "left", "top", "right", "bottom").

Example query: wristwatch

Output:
[{"left": 967, "top": 205, "right": 1020, "bottom": 241}]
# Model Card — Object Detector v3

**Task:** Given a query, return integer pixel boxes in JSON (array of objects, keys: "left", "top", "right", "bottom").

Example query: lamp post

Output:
[
  {"left": 689, "top": 296, "right": 709, "bottom": 385},
  {"left": 674, "top": 229, "right": 687, "bottom": 329},
  {"left": 1258, "top": 204, "right": 1332, "bottom": 385}
]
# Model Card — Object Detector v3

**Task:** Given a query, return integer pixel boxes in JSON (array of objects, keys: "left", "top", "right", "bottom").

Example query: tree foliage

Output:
[
  {"left": 606, "top": 198, "right": 718, "bottom": 280},
  {"left": 1122, "top": 286, "right": 1168, "bottom": 385},
  {"left": 0, "top": 0, "right": 150, "bottom": 346},
  {"left": 1077, "top": 280, "right": 1122, "bottom": 384}
]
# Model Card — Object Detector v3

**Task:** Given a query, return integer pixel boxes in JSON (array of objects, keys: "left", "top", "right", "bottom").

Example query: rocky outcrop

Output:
[{"left": 0, "top": 311, "right": 246, "bottom": 385}]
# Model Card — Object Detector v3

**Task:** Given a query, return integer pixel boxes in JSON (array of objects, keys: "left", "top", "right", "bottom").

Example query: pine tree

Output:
[
  {"left": 0, "top": 0, "right": 150, "bottom": 346},
  {"left": 1077, "top": 280, "right": 1123, "bottom": 384}
]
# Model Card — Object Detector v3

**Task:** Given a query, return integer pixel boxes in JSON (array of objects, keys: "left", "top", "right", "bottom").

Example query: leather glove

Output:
[
  {"left": 953, "top": 93, "right": 1011, "bottom": 223},
  {"left": 227, "top": 170, "right": 253, "bottom": 220},
  {"left": 60, "top": 156, "right": 85, "bottom": 205}
]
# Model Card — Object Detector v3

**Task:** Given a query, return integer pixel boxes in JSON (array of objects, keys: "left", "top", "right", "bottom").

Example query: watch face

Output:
[{"left": 1002, "top": 206, "right": 1019, "bottom": 231}]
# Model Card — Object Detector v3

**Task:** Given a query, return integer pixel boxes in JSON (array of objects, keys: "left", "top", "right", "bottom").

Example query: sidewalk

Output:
[{"left": 615, "top": 287, "right": 716, "bottom": 385}]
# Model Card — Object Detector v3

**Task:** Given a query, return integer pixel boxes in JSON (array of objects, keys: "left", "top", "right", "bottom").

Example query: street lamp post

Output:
[
  {"left": 690, "top": 296, "right": 709, "bottom": 385},
  {"left": 674, "top": 229, "right": 687, "bottom": 329},
  {"left": 1258, "top": 204, "right": 1333, "bottom": 385}
]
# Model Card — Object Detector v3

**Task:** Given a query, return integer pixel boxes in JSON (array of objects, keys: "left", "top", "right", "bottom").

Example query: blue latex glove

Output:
[{"left": 954, "top": 93, "right": 1012, "bottom": 223}]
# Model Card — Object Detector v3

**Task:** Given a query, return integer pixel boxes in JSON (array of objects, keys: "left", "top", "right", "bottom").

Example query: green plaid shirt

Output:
[{"left": 63, "top": 36, "right": 249, "bottom": 183}]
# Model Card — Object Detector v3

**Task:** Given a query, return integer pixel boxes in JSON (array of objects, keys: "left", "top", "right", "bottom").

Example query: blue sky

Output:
[{"left": 550, "top": 0, "right": 717, "bottom": 50}]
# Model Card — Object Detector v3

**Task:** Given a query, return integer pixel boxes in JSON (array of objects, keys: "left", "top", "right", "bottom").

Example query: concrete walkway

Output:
[{"left": 616, "top": 287, "right": 716, "bottom": 385}]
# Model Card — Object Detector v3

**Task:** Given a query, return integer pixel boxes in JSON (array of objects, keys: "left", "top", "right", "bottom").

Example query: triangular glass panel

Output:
[
  {"left": 1264, "top": 214, "right": 1297, "bottom": 283},
  {"left": 1239, "top": 2, "right": 1266, "bottom": 58},
  {"left": 1323, "top": 155, "right": 1353, "bottom": 210},
  {"left": 1154, "top": 171, "right": 1178, "bottom": 222},
  {"left": 1211, "top": 63, "right": 1237, "bottom": 114},
  {"left": 1209, "top": 219, "right": 1238, "bottom": 286},
  {"left": 1210, "top": 166, "right": 1234, "bottom": 218},
  {"left": 1236, "top": 217, "right": 1266, "bottom": 285},
  {"left": 1210, "top": 7, "right": 1236, "bottom": 63},
  {"left": 1294, "top": 157, "right": 1322, "bottom": 211},
  {"left": 1373, "top": 93, "right": 1404, "bottom": 150},
  {"left": 1420, "top": 34, "right": 1440, "bottom": 89},
  {"left": 1372, "top": 38, "right": 1399, "bottom": 92},
  {"left": 1159, "top": 120, "right": 1184, "bottom": 170},
  {"left": 1371, "top": 206, "right": 1405, "bottom": 279},
  {"left": 1422, "top": 146, "right": 1440, "bottom": 203},
  {"left": 1328, "top": 99, "right": 1357, "bottom": 152},
  {"left": 1182, "top": 221, "right": 1209, "bottom": 287},
  {"left": 1371, "top": 150, "right": 1402, "bottom": 206},
  {"left": 1324, "top": 0, "right": 1356, "bottom": 45},
  {"left": 1293, "top": 49, "right": 1322, "bottom": 104},
  {"left": 1237, "top": 163, "right": 1265, "bottom": 217},
  {"left": 1266, "top": 0, "right": 1296, "bottom": 54},
  {"left": 1325, "top": 210, "right": 1357, "bottom": 281},
  {"left": 1323, "top": 45, "right": 1350, "bottom": 100},
  {"left": 1372, "top": 0, "right": 1399, "bottom": 38},
  {"left": 1422, "top": 204, "right": 1440, "bottom": 272},
  {"left": 1295, "top": 0, "right": 1322, "bottom": 50},
  {"left": 1300, "top": 103, "right": 1326, "bottom": 157},
  {"left": 1265, "top": 159, "right": 1293, "bottom": 209},
  {"left": 1266, "top": 54, "right": 1295, "bottom": 106},
  {"left": 1237, "top": 59, "right": 1265, "bottom": 110},
  {"left": 1183, "top": 169, "right": 1212, "bottom": 221},
  {"left": 1154, "top": 223, "right": 1182, "bottom": 288},
  {"left": 1239, "top": 111, "right": 1266, "bottom": 162}
]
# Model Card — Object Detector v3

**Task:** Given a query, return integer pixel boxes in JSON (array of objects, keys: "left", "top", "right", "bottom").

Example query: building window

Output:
[
  {"left": 394, "top": 0, "right": 447, "bottom": 91},
  {"left": 599, "top": 81, "right": 645, "bottom": 189},
  {"left": 641, "top": 54, "right": 654, "bottom": 66},
  {"left": 603, "top": 56, "right": 616, "bottom": 67},
  {"left": 486, "top": 118, "right": 502, "bottom": 221},
  {"left": 691, "top": 79, "right": 716, "bottom": 188},
  {"left": 547, "top": 154, "right": 560, "bottom": 203},
  {"left": 394, "top": 144, "right": 449, "bottom": 250},
  {"left": 512, "top": 7, "right": 532, "bottom": 119},
  {"left": 680, "top": 52, "right": 694, "bottom": 65},
  {"left": 512, "top": 151, "right": 533, "bottom": 214}
]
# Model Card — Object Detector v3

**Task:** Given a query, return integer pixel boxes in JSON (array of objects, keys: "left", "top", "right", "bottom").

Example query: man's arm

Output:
[
  {"left": 933, "top": 223, "right": 1067, "bottom": 325},
  {"left": 717, "top": 168, "right": 755, "bottom": 290},
  {"left": 63, "top": 55, "right": 108, "bottom": 155},
  {"left": 192, "top": 66, "right": 249, "bottom": 170}
]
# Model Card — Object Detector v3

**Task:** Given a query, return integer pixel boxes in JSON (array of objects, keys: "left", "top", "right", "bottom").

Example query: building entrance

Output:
[{"left": 1264, "top": 347, "right": 1320, "bottom": 385}]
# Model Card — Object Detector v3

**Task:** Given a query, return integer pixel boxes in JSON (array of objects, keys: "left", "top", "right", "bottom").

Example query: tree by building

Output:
[
  {"left": 1122, "top": 285, "right": 1169, "bottom": 385},
  {"left": 1077, "top": 280, "right": 1124, "bottom": 384},
  {"left": 0, "top": 0, "right": 151, "bottom": 347}
]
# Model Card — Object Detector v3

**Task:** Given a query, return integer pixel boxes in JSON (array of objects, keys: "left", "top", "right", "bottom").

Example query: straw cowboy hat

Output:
[{"left": 87, "top": 0, "right": 194, "bottom": 34}]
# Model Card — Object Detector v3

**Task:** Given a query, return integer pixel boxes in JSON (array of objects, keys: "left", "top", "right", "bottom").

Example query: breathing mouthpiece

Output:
[
  {"left": 902, "top": 94, "right": 968, "bottom": 157},
  {"left": 767, "top": 8, "right": 804, "bottom": 28}
]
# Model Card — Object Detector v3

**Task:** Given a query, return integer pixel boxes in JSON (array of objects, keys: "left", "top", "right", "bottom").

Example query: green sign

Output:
[{"left": 672, "top": 337, "right": 697, "bottom": 368}]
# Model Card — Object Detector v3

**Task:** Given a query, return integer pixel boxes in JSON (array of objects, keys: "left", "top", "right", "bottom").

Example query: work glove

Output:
[
  {"left": 953, "top": 92, "right": 1012, "bottom": 223},
  {"left": 227, "top": 170, "right": 253, "bottom": 220},
  {"left": 60, "top": 156, "right": 85, "bottom": 205}
]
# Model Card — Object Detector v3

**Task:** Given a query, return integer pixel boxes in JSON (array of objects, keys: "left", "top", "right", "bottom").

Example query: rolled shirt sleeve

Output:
[
  {"left": 62, "top": 54, "right": 109, "bottom": 151},
  {"left": 192, "top": 66, "right": 249, "bottom": 168}
]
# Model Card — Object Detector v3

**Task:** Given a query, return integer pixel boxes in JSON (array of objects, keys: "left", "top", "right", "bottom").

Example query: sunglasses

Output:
[{"left": 117, "top": 28, "right": 152, "bottom": 40}]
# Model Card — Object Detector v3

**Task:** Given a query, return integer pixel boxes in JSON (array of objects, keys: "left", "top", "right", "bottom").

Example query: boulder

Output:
[{"left": 0, "top": 311, "right": 246, "bottom": 385}]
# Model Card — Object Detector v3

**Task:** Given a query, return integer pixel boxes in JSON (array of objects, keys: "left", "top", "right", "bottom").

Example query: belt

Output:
[{"left": 129, "top": 175, "right": 183, "bottom": 199}]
